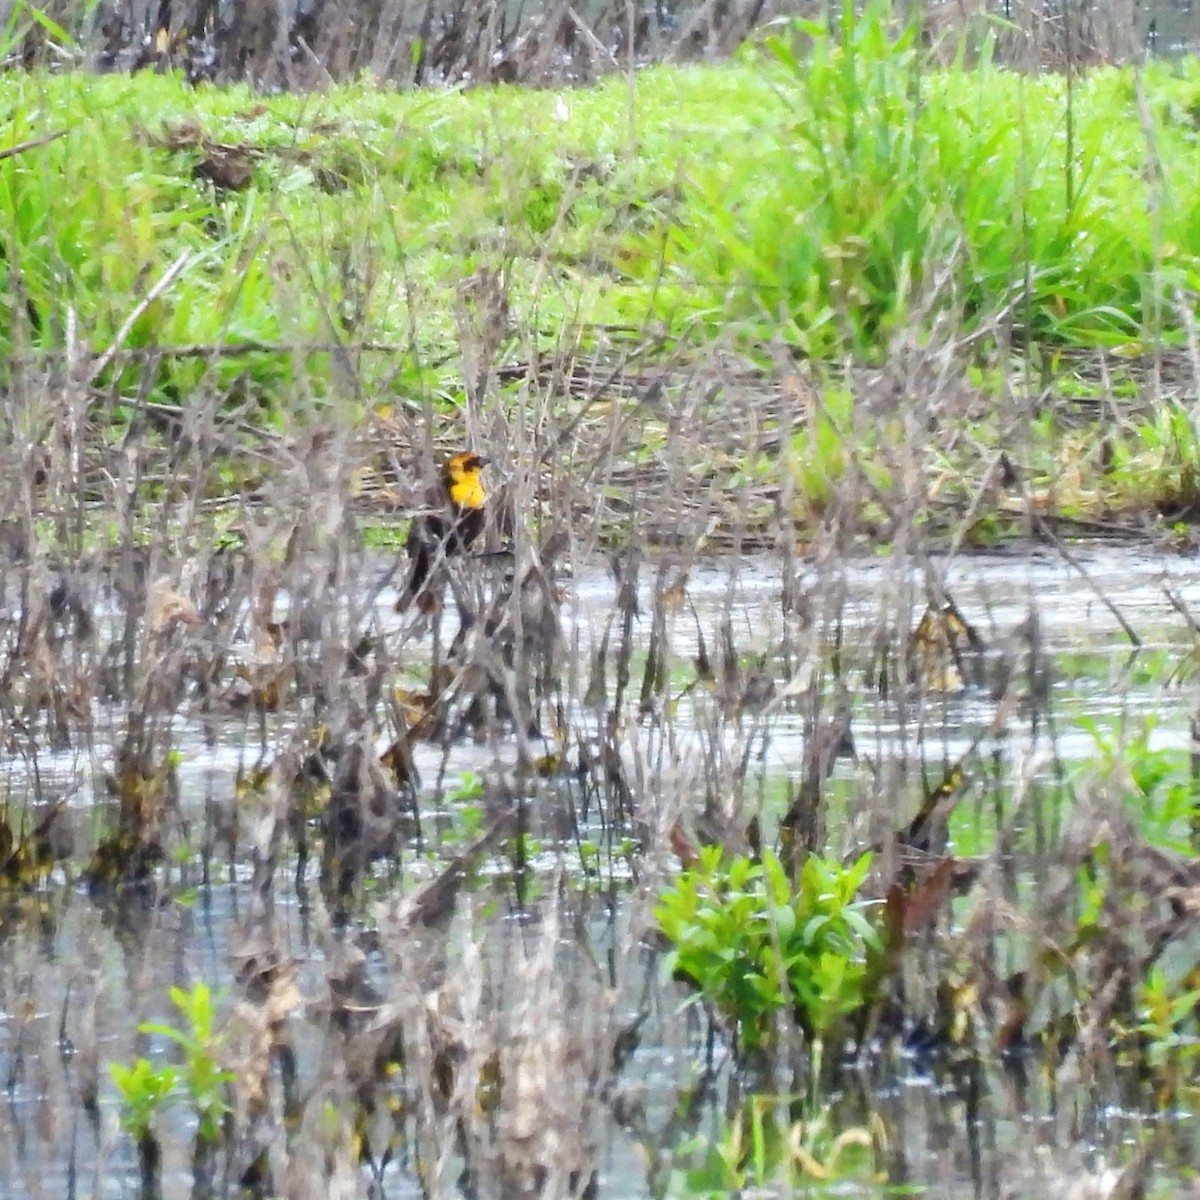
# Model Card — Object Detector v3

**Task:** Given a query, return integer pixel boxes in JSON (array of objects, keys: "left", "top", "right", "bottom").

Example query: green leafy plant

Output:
[
  {"left": 1080, "top": 719, "right": 1200, "bottom": 852},
  {"left": 110, "top": 1057, "right": 179, "bottom": 1141},
  {"left": 447, "top": 770, "right": 485, "bottom": 804},
  {"left": 656, "top": 847, "right": 880, "bottom": 1049},
  {"left": 140, "top": 984, "right": 234, "bottom": 1145},
  {"left": 110, "top": 1055, "right": 177, "bottom": 1200},
  {"left": 1112, "top": 396, "right": 1200, "bottom": 513},
  {"left": 1133, "top": 964, "right": 1200, "bottom": 1106}
]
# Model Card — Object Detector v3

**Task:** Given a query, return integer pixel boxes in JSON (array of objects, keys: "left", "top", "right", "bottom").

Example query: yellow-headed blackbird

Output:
[{"left": 398, "top": 451, "right": 488, "bottom": 612}]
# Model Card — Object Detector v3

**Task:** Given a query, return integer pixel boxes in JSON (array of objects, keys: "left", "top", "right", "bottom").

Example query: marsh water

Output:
[{"left": 3, "top": 542, "right": 1200, "bottom": 1199}]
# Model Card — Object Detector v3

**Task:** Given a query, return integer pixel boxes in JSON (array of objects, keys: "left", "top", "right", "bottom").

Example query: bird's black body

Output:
[{"left": 399, "top": 452, "right": 488, "bottom": 612}]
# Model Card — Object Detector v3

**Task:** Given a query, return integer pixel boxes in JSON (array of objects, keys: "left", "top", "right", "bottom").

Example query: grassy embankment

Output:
[{"left": 5, "top": 26, "right": 1200, "bottom": 544}]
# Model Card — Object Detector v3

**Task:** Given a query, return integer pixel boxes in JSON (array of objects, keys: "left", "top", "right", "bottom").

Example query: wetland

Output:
[
  {"left": 4, "top": 545, "right": 1200, "bottom": 1198},
  {"left": 5, "top": 4, "right": 1200, "bottom": 1197}
]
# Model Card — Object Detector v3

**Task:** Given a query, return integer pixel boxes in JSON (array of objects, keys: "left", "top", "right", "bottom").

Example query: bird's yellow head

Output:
[{"left": 444, "top": 452, "right": 488, "bottom": 511}]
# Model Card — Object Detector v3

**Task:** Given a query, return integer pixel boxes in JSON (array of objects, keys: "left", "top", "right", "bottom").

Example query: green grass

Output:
[
  {"left": 657, "top": 12, "right": 1200, "bottom": 359},
  {"left": 6, "top": 40, "right": 1200, "bottom": 373},
  {"left": 5, "top": 13, "right": 1200, "bottom": 521},
  {"left": 0, "top": 68, "right": 684, "bottom": 412}
]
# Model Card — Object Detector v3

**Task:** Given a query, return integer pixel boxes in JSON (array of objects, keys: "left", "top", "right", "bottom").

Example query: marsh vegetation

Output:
[{"left": 4, "top": 3, "right": 1200, "bottom": 1198}]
